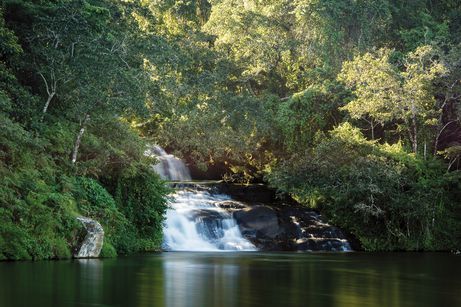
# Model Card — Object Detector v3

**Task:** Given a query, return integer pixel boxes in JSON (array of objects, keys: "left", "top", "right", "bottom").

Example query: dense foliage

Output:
[
  {"left": 0, "top": 0, "right": 169, "bottom": 260},
  {"left": 134, "top": 0, "right": 461, "bottom": 251},
  {"left": 268, "top": 124, "right": 461, "bottom": 250},
  {"left": 1, "top": 0, "right": 460, "bottom": 255}
]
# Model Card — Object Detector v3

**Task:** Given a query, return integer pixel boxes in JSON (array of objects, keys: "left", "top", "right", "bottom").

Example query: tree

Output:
[
  {"left": 338, "top": 48, "right": 400, "bottom": 140},
  {"left": 20, "top": 1, "right": 152, "bottom": 164},
  {"left": 339, "top": 46, "right": 447, "bottom": 152}
]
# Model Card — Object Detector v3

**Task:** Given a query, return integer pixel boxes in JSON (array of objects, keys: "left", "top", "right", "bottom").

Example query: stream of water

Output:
[{"left": 148, "top": 145, "right": 256, "bottom": 251}]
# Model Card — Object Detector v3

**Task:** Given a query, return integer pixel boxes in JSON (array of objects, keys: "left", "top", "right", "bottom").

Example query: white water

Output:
[
  {"left": 146, "top": 145, "right": 191, "bottom": 181},
  {"left": 163, "top": 190, "right": 256, "bottom": 251},
  {"left": 148, "top": 145, "right": 255, "bottom": 251}
]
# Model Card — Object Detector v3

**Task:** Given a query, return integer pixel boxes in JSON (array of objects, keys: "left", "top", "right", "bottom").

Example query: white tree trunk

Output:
[
  {"left": 71, "top": 114, "right": 90, "bottom": 164},
  {"left": 42, "top": 92, "right": 55, "bottom": 114},
  {"left": 434, "top": 120, "right": 458, "bottom": 155},
  {"left": 39, "top": 72, "right": 57, "bottom": 119}
]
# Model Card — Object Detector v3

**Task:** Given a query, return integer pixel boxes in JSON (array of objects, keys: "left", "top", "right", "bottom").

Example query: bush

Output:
[
  {"left": 113, "top": 165, "right": 170, "bottom": 252},
  {"left": 74, "top": 177, "right": 135, "bottom": 253},
  {"left": 0, "top": 214, "right": 32, "bottom": 260},
  {"left": 100, "top": 242, "right": 117, "bottom": 258},
  {"left": 75, "top": 171, "right": 169, "bottom": 254},
  {"left": 268, "top": 123, "right": 461, "bottom": 251}
]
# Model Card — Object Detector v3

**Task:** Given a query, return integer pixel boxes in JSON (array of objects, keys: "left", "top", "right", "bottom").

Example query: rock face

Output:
[
  {"left": 234, "top": 206, "right": 281, "bottom": 239},
  {"left": 233, "top": 205, "right": 352, "bottom": 251},
  {"left": 74, "top": 217, "right": 104, "bottom": 258}
]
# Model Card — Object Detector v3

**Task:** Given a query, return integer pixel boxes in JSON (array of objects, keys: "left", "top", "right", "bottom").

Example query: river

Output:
[{"left": 1, "top": 252, "right": 460, "bottom": 307}]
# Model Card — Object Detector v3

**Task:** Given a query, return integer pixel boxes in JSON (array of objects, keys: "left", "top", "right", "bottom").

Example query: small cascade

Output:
[
  {"left": 290, "top": 214, "right": 351, "bottom": 252},
  {"left": 146, "top": 145, "right": 191, "bottom": 181},
  {"left": 163, "top": 189, "right": 256, "bottom": 251}
]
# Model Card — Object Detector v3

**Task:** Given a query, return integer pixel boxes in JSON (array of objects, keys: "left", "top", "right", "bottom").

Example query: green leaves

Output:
[
  {"left": 268, "top": 123, "right": 461, "bottom": 251},
  {"left": 272, "top": 82, "right": 344, "bottom": 151},
  {"left": 339, "top": 45, "right": 449, "bottom": 150}
]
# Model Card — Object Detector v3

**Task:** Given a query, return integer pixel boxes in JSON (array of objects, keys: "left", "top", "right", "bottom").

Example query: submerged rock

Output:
[{"left": 74, "top": 217, "right": 104, "bottom": 258}]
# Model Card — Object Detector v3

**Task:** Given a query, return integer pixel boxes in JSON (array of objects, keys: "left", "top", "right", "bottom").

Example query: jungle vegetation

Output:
[{"left": 1, "top": 0, "right": 460, "bottom": 258}]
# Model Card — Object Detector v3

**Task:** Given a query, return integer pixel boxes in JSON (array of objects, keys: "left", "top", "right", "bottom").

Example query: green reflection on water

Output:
[{"left": 0, "top": 252, "right": 460, "bottom": 307}]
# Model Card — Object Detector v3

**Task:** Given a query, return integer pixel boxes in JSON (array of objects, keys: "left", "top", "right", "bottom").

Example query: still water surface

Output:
[{"left": 1, "top": 252, "right": 460, "bottom": 307}]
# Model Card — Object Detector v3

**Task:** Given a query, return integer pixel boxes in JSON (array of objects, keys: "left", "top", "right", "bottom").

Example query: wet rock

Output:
[
  {"left": 275, "top": 207, "right": 351, "bottom": 251},
  {"left": 234, "top": 206, "right": 281, "bottom": 239},
  {"left": 74, "top": 217, "right": 104, "bottom": 258},
  {"left": 296, "top": 238, "right": 350, "bottom": 251},
  {"left": 192, "top": 210, "right": 227, "bottom": 240},
  {"left": 231, "top": 203, "right": 353, "bottom": 251},
  {"left": 215, "top": 200, "right": 247, "bottom": 210}
]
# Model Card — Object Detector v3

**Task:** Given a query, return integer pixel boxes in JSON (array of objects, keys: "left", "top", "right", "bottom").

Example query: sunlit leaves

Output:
[{"left": 339, "top": 45, "right": 448, "bottom": 150}]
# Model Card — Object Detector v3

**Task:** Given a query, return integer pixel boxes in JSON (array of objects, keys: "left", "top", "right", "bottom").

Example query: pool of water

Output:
[{"left": 1, "top": 252, "right": 460, "bottom": 307}]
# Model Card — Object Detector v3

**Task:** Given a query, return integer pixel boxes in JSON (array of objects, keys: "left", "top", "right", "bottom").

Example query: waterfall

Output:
[
  {"left": 146, "top": 145, "right": 191, "bottom": 181},
  {"left": 163, "top": 190, "right": 256, "bottom": 251},
  {"left": 151, "top": 145, "right": 351, "bottom": 252},
  {"left": 149, "top": 145, "right": 255, "bottom": 251}
]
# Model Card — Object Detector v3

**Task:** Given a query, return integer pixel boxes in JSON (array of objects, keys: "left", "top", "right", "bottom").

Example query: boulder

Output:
[
  {"left": 296, "top": 238, "right": 350, "bottom": 251},
  {"left": 233, "top": 206, "right": 281, "bottom": 239},
  {"left": 231, "top": 202, "right": 355, "bottom": 251},
  {"left": 74, "top": 217, "right": 104, "bottom": 258}
]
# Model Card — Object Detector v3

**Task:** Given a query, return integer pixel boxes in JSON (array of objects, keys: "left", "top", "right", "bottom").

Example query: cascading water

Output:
[
  {"left": 150, "top": 145, "right": 352, "bottom": 252},
  {"left": 163, "top": 190, "right": 256, "bottom": 251},
  {"left": 149, "top": 145, "right": 256, "bottom": 251},
  {"left": 146, "top": 145, "right": 191, "bottom": 181}
]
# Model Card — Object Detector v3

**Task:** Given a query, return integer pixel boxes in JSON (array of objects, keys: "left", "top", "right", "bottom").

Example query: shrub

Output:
[
  {"left": 268, "top": 123, "right": 461, "bottom": 251},
  {"left": 113, "top": 165, "right": 170, "bottom": 251}
]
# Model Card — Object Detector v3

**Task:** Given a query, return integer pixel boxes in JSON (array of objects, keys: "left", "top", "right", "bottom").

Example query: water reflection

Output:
[
  {"left": 0, "top": 253, "right": 460, "bottom": 307},
  {"left": 76, "top": 259, "right": 103, "bottom": 304},
  {"left": 163, "top": 255, "right": 240, "bottom": 307}
]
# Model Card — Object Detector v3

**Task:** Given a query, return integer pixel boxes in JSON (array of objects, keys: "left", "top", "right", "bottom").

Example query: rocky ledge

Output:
[
  {"left": 232, "top": 205, "right": 352, "bottom": 251},
  {"left": 211, "top": 183, "right": 359, "bottom": 251}
]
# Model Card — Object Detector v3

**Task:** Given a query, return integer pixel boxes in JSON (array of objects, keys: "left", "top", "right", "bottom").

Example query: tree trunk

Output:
[
  {"left": 370, "top": 120, "right": 375, "bottom": 140},
  {"left": 433, "top": 98, "right": 448, "bottom": 155},
  {"left": 434, "top": 120, "right": 458, "bottom": 155},
  {"left": 447, "top": 156, "right": 459, "bottom": 172},
  {"left": 424, "top": 141, "right": 427, "bottom": 160},
  {"left": 411, "top": 115, "right": 418, "bottom": 154},
  {"left": 39, "top": 72, "right": 57, "bottom": 119},
  {"left": 405, "top": 118, "right": 416, "bottom": 154},
  {"left": 42, "top": 92, "right": 55, "bottom": 115},
  {"left": 71, "top": 114, "right": 90, "bottom": 164}
]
